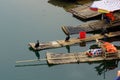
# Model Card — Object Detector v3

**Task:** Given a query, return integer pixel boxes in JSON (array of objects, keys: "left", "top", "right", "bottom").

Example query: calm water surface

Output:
[{"left": 0, "top": 0, "right": 120, "bottom": 80}]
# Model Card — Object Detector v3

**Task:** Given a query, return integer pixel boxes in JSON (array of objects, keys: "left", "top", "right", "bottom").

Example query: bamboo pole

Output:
[{"left": 16, "top": 58, "right": 47, "bottom": 63}]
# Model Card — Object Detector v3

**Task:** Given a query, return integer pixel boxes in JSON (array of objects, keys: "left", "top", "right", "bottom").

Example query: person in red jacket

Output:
[{"left": 103, "top": 12, "right": 115, "bottom": 24}]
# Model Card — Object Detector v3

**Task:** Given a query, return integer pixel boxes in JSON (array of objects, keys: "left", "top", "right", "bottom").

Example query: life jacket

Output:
[{"left": 103, "top": 42, "right": 117, "bottom": 53}]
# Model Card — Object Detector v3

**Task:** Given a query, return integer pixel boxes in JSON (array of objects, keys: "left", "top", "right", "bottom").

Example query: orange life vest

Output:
[{"left": 103, "top": 42, "right": 117, "bottom": 53}]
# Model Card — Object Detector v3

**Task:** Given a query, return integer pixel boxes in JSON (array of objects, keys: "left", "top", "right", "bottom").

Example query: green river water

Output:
[{"left": 0, "top": 0, "right": 120, "bottom": 80}]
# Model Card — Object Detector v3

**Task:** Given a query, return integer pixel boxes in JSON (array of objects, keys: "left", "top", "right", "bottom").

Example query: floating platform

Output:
[
  {"left": 16, "top": 50, "right": 120, "bottom": 65},
  {"left": 69, "top": 2, "right": 101, "bottom": 19},
  {"left": 46, "top": 50, "right": 120, "bottom": 65},
  {"left": 29, "top": 31, "right": 120, "bottom": 51},
  {"left": 62, "top": 11, "right": 120, "bottom": 35}
]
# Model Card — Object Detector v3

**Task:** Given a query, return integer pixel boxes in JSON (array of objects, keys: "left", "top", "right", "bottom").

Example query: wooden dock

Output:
[
  {"left": 29, "top": 31, "right": 120, "bottom": 51},
  {"left": 69, "top": 2, "right": 101, "bottom": 19},
  {"left": 62, "top": 11, "right": 120, "bottom": 35}
]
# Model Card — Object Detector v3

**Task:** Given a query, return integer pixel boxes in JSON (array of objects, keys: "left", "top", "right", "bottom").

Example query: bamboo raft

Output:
[
  {"left": 16, "top": 50, "right": 120, "bottom": 65},
  {"left": 46, "top": 50, "right": 120, "bottom": 65},
  {"left": 62, "top": 11, "right": 120, "bottom": 35},
  {"left": 16, "top": 49, "right": 120, "bottom": 64},
  {"left": 69, "top": 2, "right": 101, "bottom": 19},
  {"left": 29, "top": 31, "right": 120, "bottom": 51}
]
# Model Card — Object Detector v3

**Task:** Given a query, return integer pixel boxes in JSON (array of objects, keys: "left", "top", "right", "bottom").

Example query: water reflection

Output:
[
  {"left": 29, "top": 47, "right": 40, "bottom": 59},
  {"left": 48, "top": 0, "right": 78, "bottom": 11},
  {"left": 65, "top": 41, "right": 87, "bottom": 53},
  {"left": 48, "top": 0, "right": 93, "bottom": 9},
  {"left": 95, "top": 60, "right": 119, "bottom": 76},
  {"left": 79, "top": 41, "right": 86, "bottom": 47},
  {"left": 35, "top": 51, "right": 40, "bottom": 59},
  {"left": 66, "top": 45, "right": 70, "bottom": 53},
  {"left": 87, "top": 60, "right": 119, "bottom": 79}
]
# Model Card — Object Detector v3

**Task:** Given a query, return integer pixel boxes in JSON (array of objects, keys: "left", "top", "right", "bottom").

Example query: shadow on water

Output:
[{"left": 88, "top": 60, "right": 120, "bottom": 79}]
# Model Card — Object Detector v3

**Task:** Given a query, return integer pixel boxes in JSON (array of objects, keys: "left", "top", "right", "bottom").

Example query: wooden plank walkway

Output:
[
  {"left": 69, "top": 2, "right": 101, "bottom": 19},
  {"left": 46, "top": 50, "right": 120, "bottom": 65},
  {"left": 62, "top": 11, "right": 120, "bottom": 35},
  {"left": 29, "top": 31, "right": 120, "bottom": 51}
]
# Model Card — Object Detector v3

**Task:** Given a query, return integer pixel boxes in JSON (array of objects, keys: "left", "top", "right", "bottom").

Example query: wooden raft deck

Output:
[
  {"left": 69, "top": 3, "right": 101, "bottom": 19},
  {"left": 46, "top": 50, "right": 120, "bottom": 65},
  {"left": 29, "top": 31, "right": 120, "bottom": 51},
  {"left": 62, "top": 11, "right": 120, "bottom": 35}
]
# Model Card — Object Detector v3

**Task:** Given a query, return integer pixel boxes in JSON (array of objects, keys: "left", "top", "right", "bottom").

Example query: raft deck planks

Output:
[
  {"left": 29, "top": 31, "right": 120, "bottom": 51},
  {"left": 69, "top": 3, "right": 101, "bottom": 19},
  {"left": 62, "top": 11, "right": 120, "bottom": 35},
  {"left": 46, "top": 50, "right": 120, "bottom": 64}
]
